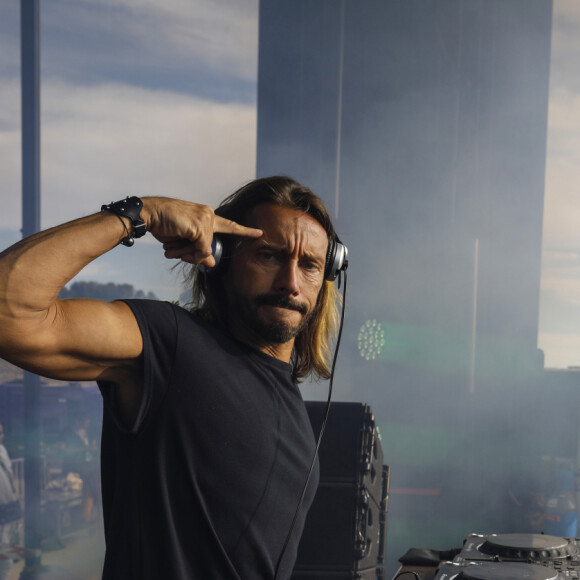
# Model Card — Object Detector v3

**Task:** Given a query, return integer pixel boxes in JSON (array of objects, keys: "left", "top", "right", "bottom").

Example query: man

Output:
[
  {"left": 0, "top": 176, "right": 346, "bottom": 579},
  {"left": 62, "top": 413, "right": 99, "bottom": 525}
]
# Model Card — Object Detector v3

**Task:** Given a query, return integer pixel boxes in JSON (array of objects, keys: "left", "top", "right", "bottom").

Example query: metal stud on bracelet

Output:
[{"left": 101, "top": 196, "right": 146, "bottom": 247}]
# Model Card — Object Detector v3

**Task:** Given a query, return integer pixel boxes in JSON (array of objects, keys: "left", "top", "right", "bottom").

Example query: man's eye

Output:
[{"left": 302, "top": 262, "right": 319, "bottom": 271}]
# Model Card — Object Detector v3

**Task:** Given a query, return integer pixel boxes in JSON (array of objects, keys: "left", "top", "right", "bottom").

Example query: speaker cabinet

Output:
[{"left": 292, "top": 402, "right": 389, "bottom": 577}]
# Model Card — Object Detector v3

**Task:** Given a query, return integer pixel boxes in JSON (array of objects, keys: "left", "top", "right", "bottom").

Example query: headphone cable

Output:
[{"left": 274, "top": 270, "right": 348, "bottom": 579}]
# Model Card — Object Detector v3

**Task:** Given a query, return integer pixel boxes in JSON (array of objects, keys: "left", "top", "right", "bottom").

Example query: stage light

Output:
[{"left": 357, "top": 319, "right": 386, "bottom": 360}]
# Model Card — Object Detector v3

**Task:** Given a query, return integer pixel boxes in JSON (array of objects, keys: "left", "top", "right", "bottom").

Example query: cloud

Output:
[
  {"left": 543, "top": 91, "right": 580, "bottom": 239},
  {"left": 542, "top": 250, "right": 580, "bottom": 265},
  {"left": 36, "top": 0, "right": 258, "bottom": 95},
  {"left": 111, "top": 0, "right": 259, "bottom": 80},
  {"left": 0, "top": 79, "right": 21, "bottom": 231},
  {"left": 0, "top": 1, "right": 259, "bottom": 104},
  {"left": 550, "top": 0, "right": 580, "bottom": 94},
  {"left": 0, "top": 78, "right": 257, "bottom": 230},
  {"left": 541, "top": 275, "right": 580, "bottom": 307},
  {"left": 538, "top": 330, "right": 580, "bottom": 369},
  {"left": 0, "top": 4, "right": 19, "bottom": 75}
]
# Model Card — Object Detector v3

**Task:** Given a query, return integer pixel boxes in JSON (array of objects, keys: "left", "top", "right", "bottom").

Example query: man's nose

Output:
[{"left": 274, "top": 260, "right": 300, "bottom": 295}]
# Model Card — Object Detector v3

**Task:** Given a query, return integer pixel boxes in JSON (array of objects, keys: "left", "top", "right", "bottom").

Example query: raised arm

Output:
[{"left": 0, "top": 196, "right": 262, "bottom": 386}]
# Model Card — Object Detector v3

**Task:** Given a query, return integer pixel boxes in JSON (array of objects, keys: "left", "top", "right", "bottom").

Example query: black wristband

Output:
[{"left": 101, "top": 196, "right": 146, "bottom": 247}]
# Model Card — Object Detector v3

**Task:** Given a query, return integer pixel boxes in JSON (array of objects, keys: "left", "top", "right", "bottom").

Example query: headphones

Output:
[{"left": 204, "top": 235, "right": 348, "bottom": 281}]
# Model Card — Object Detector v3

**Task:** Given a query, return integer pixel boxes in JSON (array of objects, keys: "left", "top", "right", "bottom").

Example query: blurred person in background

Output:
[
  {"left": 63, "top": 414, "right": 100, "bottom": 526},
  {"left": 0, "top": 423, "right": 22, "bottom": 580}
]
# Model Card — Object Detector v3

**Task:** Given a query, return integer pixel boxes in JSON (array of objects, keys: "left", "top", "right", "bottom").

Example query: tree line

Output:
[{"left": 58, "top": 281, "right": 158, "bottom": 301}]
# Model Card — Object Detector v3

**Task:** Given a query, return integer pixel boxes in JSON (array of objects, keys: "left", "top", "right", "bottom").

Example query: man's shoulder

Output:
[
  {"left": 122, "top": 298, "right": 220, "bottom": 336},
  {"left": 122, "top": 298, "right": 188, "bottom": 322}
]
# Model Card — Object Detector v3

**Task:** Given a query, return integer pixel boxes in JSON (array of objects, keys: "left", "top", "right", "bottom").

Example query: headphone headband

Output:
[{"left": 204, "top": 236, "right": 348, "bottom": 281}]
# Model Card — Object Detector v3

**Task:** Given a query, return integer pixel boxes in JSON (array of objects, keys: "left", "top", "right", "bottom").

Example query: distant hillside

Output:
[
  {"left": 59, "top": 280, "right": 158, "bottom": 301},
  {"left": 0, "top": 358, "right": 76, "bottom": 386}
]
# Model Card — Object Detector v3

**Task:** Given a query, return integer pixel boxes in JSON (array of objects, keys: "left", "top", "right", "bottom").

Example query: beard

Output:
[{"left": 229, "top": 291, "right": 314, "bottom": 344}]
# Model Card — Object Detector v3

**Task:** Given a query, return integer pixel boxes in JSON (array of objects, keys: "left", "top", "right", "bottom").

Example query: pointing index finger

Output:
[{"left": 213, "top": 215, "right": 263, "bottom": 238}]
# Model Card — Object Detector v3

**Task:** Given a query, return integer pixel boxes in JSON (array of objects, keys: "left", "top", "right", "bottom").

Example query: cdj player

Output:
[
  {"left": 435, "top": 561, "right": 573, "bottom": 580},
  {"left": 433, "top": 534, "right": 580, "bottom": 580},
  {"left": 455, "top": 533, "right": 579, "bottom": 564}
]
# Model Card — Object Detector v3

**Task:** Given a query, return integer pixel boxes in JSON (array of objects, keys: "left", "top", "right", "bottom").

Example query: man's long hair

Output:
[{"left": 187, "top": 176, "right": 341, "bottom": 382}]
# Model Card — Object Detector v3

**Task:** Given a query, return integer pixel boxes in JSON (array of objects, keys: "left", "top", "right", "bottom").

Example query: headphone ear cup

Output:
[
  {"left": 212, "top": 237, "right": 224, "bottom": 269},
  {"left": 325, "top": 240, "right": 336, "bottom": 281},
  {"left": 199, "top": 236, "right": 224, "bottom": 273},
  {"left": 325, "top": 240, "right": 348, "bottom": 281}
]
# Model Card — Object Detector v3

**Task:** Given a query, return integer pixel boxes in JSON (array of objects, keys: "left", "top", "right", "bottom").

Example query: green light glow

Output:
[{"left": 355, "top": 318, "right": 539, "bottom": 381}]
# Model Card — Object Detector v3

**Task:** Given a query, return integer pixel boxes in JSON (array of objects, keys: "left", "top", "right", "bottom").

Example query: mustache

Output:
[{"left": 254, "top": 294, "right": 308, "bottom": 315}]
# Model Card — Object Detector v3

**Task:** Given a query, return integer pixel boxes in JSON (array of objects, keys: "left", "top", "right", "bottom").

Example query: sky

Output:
[
  {"left": 0, "top": 0, "right": 578, "bottom": 369},
  {"left": 538, "top": 0, "right": 580, "bottom": 368},
  {"left": 0, "top": 0, "right": 259, "bottom": 301}
]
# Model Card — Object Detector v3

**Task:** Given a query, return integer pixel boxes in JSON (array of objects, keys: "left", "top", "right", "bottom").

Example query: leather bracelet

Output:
[{"left": 101, "top": 196, "right": 146, "bottom": 247}]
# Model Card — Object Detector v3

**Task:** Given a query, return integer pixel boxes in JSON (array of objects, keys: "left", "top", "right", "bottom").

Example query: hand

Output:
[{"left": 142, "top": 197, "right": 262, "bottom": 267}]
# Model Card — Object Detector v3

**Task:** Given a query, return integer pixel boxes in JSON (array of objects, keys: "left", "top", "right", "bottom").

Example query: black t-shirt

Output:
[{"left": 98, "top": 300, "right": 319, "bottom": 580}]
